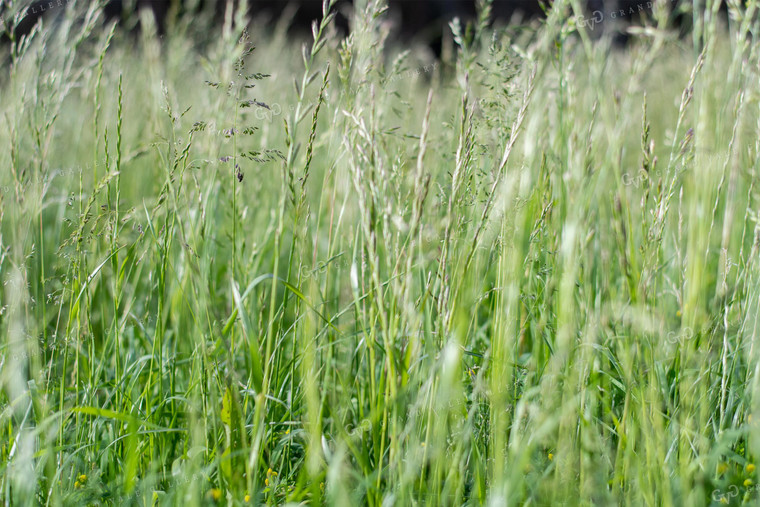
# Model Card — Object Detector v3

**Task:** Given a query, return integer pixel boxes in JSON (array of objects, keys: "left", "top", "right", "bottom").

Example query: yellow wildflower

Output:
[
  {"left": 74, "top": 481, "right": 81, "bottom": 489},
  {"left": 747, "top": 463, "right": 756, "bottom": 474},
  {"left": 210, "top": 488, "right": 222, "bottom": 501},
  {"left": 78, "top": 474, "right": 87, "bottom": 483},
  {"left": 244, "top": 494, "right": 250, "bottom": 503},
  {"left": 548, "top": 453, "right": 554, "bottom": 461},
  {"left": 744, "top": 479, "right": 753, "bottom": 487}
]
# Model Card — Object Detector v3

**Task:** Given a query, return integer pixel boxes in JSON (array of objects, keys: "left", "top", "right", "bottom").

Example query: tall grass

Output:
[{"left": 1, "top": 0, "right": 760, "bottom": 504}]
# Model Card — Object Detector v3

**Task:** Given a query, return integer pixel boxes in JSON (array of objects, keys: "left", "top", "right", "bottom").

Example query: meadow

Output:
[{"left": 1, "top": 0, "right": 760, "bottom": 504}]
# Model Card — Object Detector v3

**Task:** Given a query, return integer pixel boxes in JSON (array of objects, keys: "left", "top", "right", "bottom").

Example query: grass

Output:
[{"left": 1, "top": 0, "right": 760, "bottom": 504}]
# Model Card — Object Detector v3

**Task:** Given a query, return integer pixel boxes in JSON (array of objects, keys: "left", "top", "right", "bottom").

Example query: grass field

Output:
[{"left": 2, "top": 0, "right": 760, "bottom": 504}]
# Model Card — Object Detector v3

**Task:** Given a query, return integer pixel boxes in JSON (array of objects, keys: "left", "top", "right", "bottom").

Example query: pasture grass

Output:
[{"left": 1, "top": 0, "right": 760, "bottom": 504}]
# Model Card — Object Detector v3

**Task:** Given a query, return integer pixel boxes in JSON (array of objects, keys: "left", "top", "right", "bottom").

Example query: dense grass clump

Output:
[{"left": 2, "top": 0, "right": 760, "bottom": 504}]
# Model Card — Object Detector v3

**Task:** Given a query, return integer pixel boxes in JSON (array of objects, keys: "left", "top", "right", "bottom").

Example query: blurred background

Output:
[{"left": 1, "top": 0, "right": 697, "bottom": 54}]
